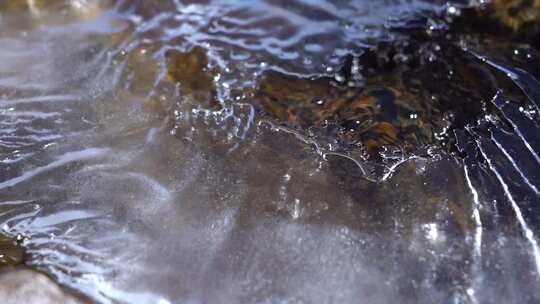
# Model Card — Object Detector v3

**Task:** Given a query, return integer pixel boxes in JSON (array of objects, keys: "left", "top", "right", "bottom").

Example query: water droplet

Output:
[
  {"left": 291, "top": 198, "right": 301, "bottom": 220},
  {"left": 446, "top": 6, "right": 460, "bottom": 16},
  {"left": 312, "top": 98, "right": 325, "bottom": 106},
  {"left": 335, "top": 73, "right": 345, "bottom": 82}
]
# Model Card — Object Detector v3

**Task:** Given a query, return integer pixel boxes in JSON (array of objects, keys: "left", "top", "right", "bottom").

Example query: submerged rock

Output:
[
  {"left": 0, "top": 0, "right": 110, "bottom": 16},
  {"left": 482, "top": 0, "right": 540, "bottom": 31},
  {"left": 0, "top": 269, "right": 87, "bottom": 304},
  {"left": 254, "top": 70, "right": 431, "bottom": 155},
  {"left": 0, "top": 0, "right": 53, "bottom": 12},
  {"left": 0, "top": 234, "right": 25, "bottom": 268},
  {"left": 165, "top": 47, "right": 220, "bottom": 110},
  {"left": 251, "top": 0, "right": 540, "bottom": 158}
]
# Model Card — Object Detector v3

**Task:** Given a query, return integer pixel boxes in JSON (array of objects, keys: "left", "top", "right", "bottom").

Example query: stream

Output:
[{"left": 0, "top": 1, "right": 539, "bottom": 303}]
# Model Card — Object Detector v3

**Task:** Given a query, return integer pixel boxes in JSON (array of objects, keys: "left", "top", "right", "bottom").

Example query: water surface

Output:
[{"left": 0, "top": 1, "right": 539, "bottom": 303}]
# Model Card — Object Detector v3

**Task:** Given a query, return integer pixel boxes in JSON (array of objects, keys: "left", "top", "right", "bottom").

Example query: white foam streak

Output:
[{"left": 0, "top": 148, "right": 108, "bottom": 190}]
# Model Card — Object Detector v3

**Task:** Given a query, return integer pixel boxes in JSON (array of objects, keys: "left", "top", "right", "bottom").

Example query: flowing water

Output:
[{"left": 0, "top": 0, "right": 539, "bottom": 303}]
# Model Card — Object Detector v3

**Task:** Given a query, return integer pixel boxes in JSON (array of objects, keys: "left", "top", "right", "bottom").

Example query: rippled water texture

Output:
[{"left": 1, "top": 1, "right": 540, "bottom": 303}]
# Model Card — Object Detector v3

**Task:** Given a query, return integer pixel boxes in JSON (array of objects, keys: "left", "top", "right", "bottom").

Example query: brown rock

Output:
[
  {"left": 486, "top": 0, "right": 540, "bottom": 31},
  {"left": 165, "top": 47, "right": 220, "bottom": 109}
]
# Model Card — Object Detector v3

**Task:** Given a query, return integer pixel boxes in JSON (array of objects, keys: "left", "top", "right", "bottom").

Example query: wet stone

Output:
[
  {"left": 0, "top": 0, "right": 56, "bottom": 12},
  {"left": 0, "top": 0, "right": 111, "bottom": 17},
  {"left": 482, "top": 0, "right": 540, "bottom": 32},
  {"left": 251, "top": 0, "right": 540, "bottom": 158},
  {"left": 0, "top": 269, "right": 87, "bottom": 304},
  {"left": 165, "top": 46, "right": 220, "bottom": 110},
  {"left": 253, "top": 48, "right": 480, "bottom": 157},
  {"left": 0, "top": 234, "right": 25, "bottom": 268}
]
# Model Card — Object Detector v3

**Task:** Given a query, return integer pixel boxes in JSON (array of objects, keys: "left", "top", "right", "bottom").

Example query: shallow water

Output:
[{"left": 0, "top": 1, "right": 539, "bottom": 303}]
